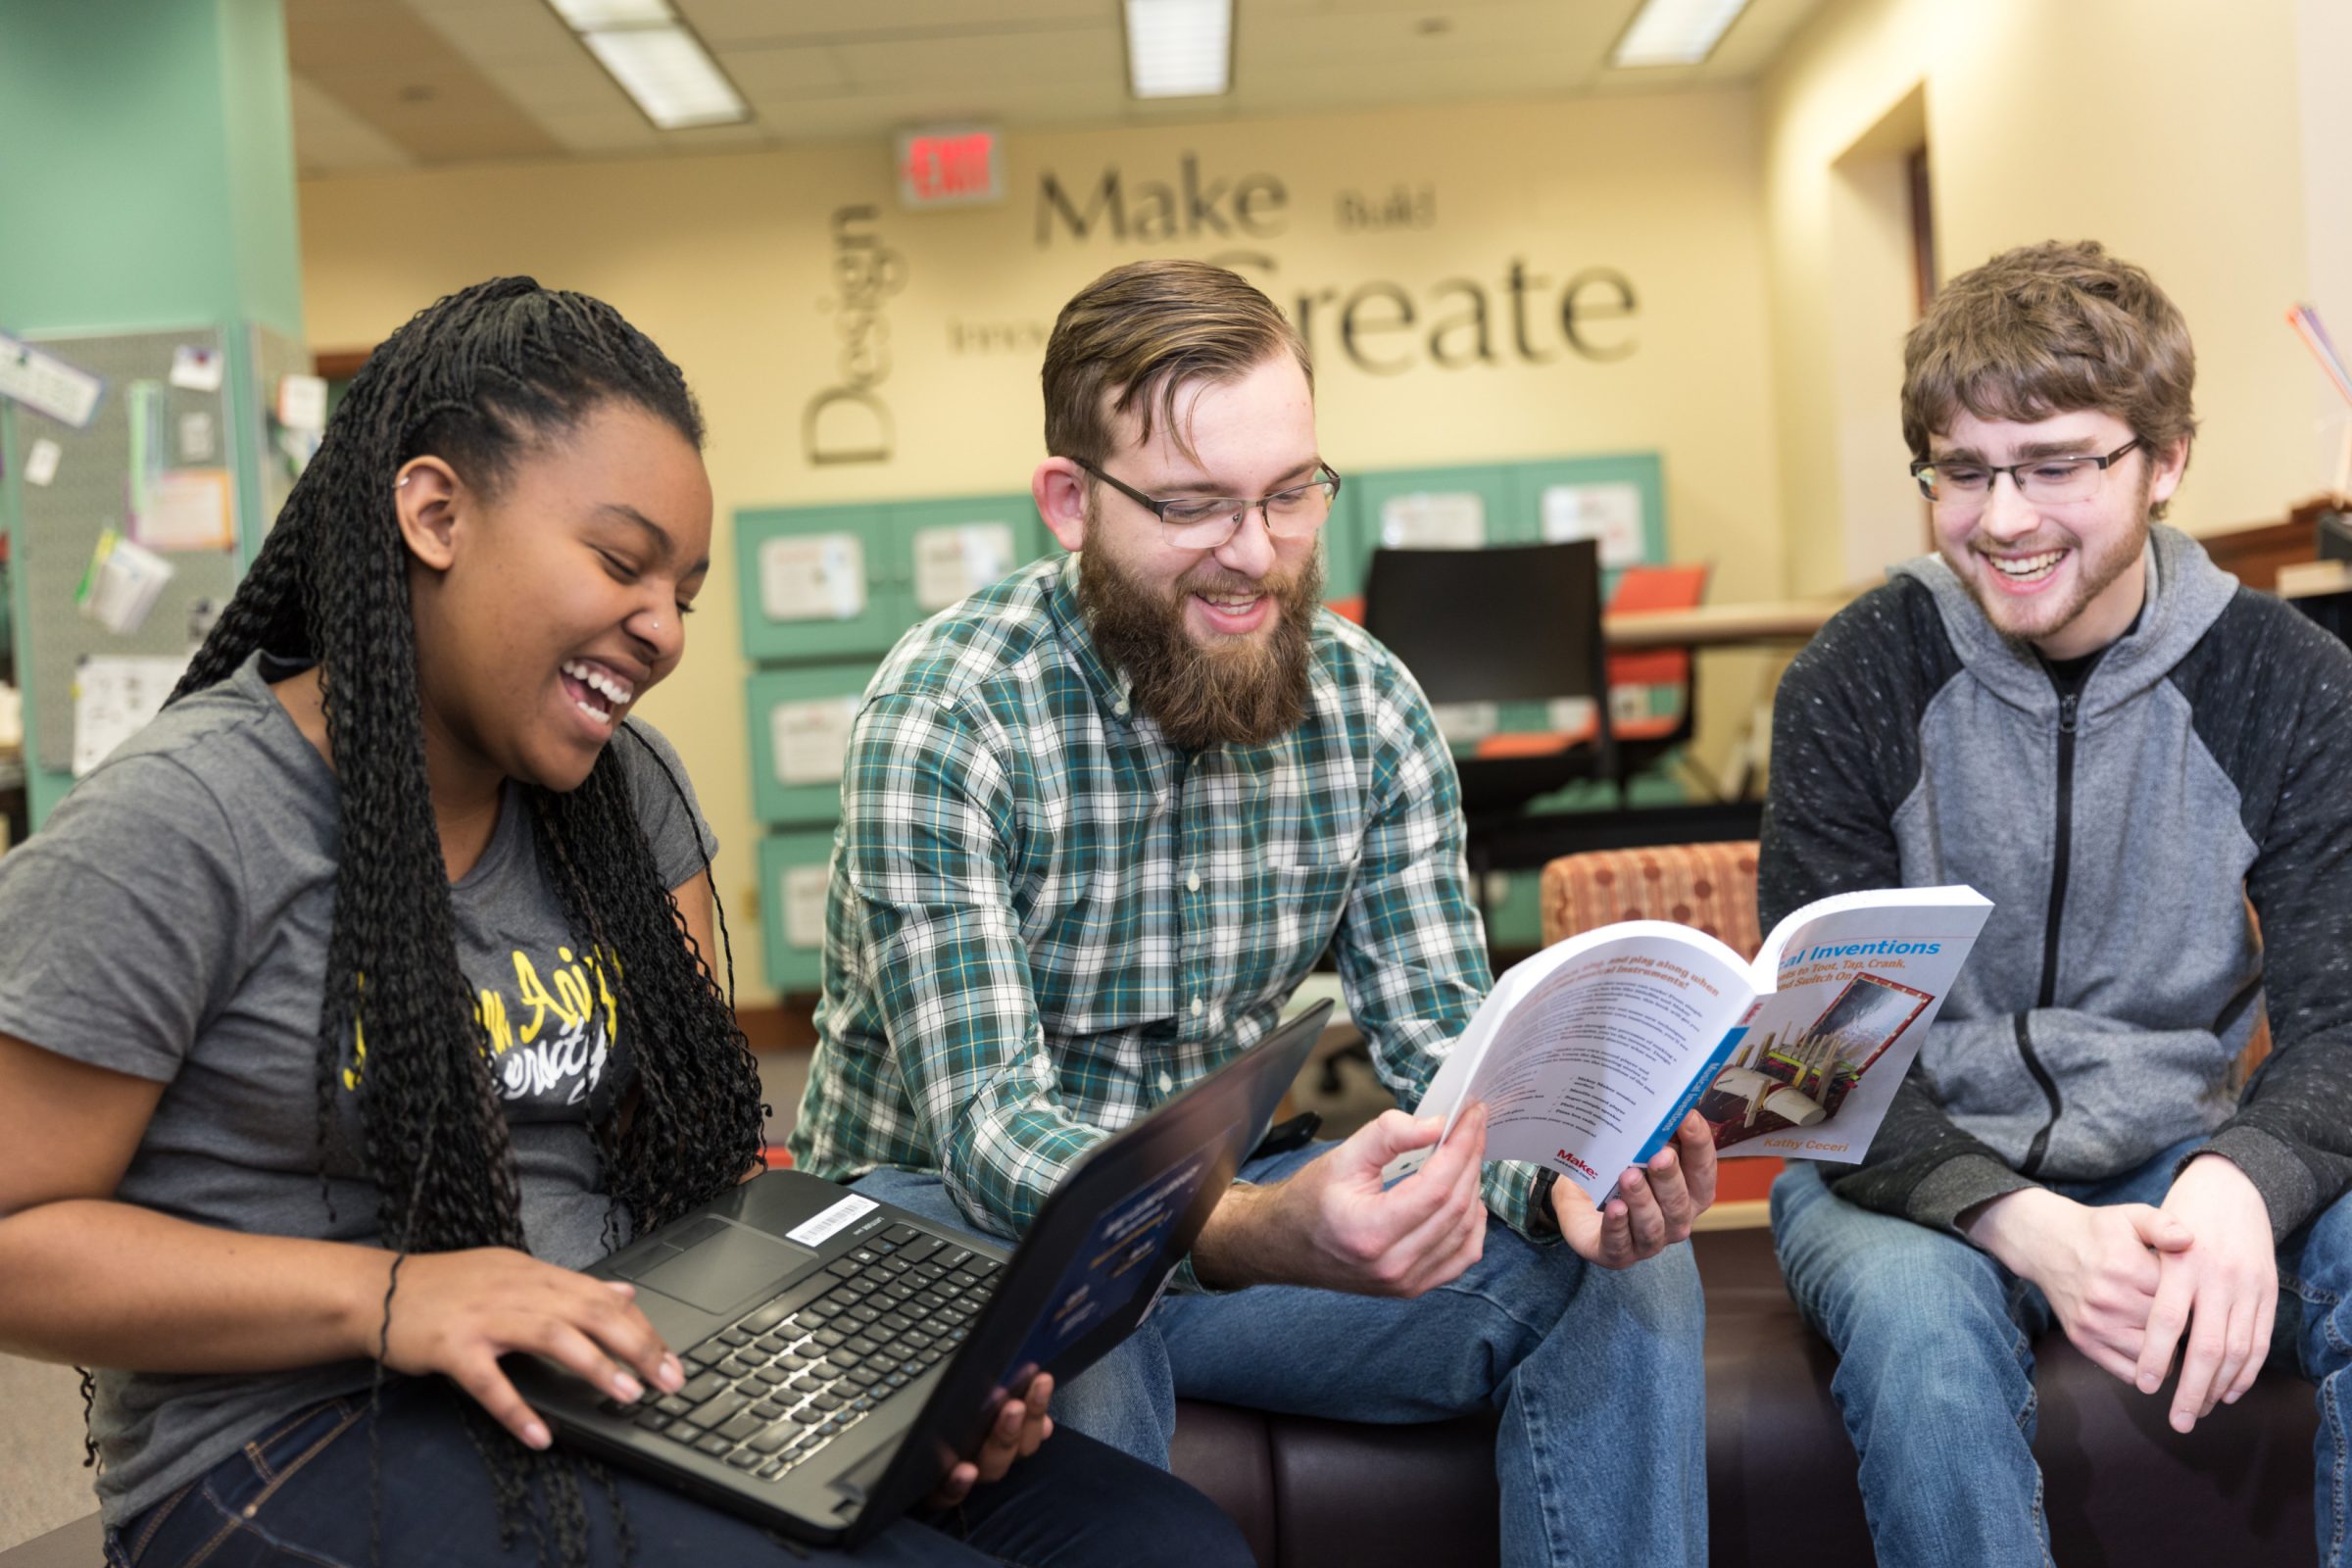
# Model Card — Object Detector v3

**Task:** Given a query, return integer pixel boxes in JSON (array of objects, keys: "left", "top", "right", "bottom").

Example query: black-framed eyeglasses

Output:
[
  {"left": 1075, "top": 458, "right": 1344, "bottom": 551},
  {"left": 1910, "top": 438, "right": 2142, "bottom": 508}
]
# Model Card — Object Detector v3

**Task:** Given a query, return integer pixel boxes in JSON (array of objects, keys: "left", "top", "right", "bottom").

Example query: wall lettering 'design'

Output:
[{"left": 804, "top": 205, "right": 906, "bottom": 466}]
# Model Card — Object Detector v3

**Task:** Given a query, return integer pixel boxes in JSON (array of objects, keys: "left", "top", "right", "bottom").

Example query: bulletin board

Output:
[{"left": 15, "top": 326, "right": 244, "bottom": 775}]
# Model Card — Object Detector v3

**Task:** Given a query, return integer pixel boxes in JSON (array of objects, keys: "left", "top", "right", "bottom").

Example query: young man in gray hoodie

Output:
[{"left": 1763, "top": 239, "right": 2352, "bottom": 1566}]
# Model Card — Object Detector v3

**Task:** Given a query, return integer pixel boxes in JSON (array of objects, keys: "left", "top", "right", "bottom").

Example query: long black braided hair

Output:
[{"left": 160, "top": 276, "right": 768, "bottom": 1562}]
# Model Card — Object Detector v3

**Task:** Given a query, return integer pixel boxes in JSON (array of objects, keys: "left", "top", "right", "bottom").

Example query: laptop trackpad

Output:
[{"left": 635, "top": 1228, "right": 810, "bottom": 1313}]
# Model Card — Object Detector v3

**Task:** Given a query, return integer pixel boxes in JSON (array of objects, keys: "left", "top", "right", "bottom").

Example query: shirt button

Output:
[
  {"left": 1185, "top": 870, "right": 1200, "bottom": 893},
  {"left": 1191, "top": 998, "right": 1203, "bottom": 1017},
  {"left": 1114, "top": 698, "right": 1130, "bottom": 716},
  {"left": 1158, "top": 1071, "right": 1174, "bottom": 1094}
]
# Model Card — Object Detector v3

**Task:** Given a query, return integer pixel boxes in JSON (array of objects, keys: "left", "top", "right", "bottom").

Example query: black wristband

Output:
[{"left": 1530, "top": 1166, "right": 1561, "bottom": 1217}]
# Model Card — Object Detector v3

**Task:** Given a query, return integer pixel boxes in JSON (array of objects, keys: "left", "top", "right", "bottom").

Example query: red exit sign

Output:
[{"left": 897, "top": 125, "right": 1004, "bottom": 208}]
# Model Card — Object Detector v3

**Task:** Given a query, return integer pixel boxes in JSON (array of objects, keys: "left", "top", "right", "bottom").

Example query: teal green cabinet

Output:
[
  {"left": 736, "top": 504, "right": 902, "bottom": 662},
  {"left": 1348, "top": 465, "right": 1524, "bottom": 555},
  {"left": 759, "top": 830, "right": 838, "bottom": 995},
  {"left": 1506, "top": 454, "right": 1667, "bottom": 591},
  {"left": 1316, "top": 474, "right": 1373, "bottom": 602},
  {"left": 736, "top": 494, "right": 1043, "bottom": 666},
  {"left": 890, "top": 494, "right": 1045, "bottom": 621},
  {"left": 746, "top": 664, "right": 872, "bottom": 826}
]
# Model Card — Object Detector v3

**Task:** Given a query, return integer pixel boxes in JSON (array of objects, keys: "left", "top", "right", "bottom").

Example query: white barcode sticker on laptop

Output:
[{"left": 786, "top": 1194, "right": 880, "bottom": 1248}]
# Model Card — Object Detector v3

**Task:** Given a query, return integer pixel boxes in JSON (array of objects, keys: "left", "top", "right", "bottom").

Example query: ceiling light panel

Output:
[
  {"left": 547, "top": 0, "right": 675, "bottom": 27},
  {"left": 581, "top": 24, "right": 748, "bottom": 127},
  {"left": 1125, "top": 0, "right": 1233, "bottom": 98},
  {"left": 1611, "top": 0, "right": 1751, "bottom": 67}
]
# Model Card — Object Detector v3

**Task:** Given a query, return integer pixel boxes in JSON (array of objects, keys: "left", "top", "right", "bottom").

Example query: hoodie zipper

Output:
[{"left": 2017, "top": 686, "right": 2079, "bottom": 1175}]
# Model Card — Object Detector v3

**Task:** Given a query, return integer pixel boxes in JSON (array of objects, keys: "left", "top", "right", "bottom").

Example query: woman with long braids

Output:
[{"left": 0, "top": 278, "right": 1251, "bottom": 1567}]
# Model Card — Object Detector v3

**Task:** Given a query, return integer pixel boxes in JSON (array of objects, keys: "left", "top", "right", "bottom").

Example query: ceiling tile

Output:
[
  {"left": 533, "top": 106, "right": 668, "bottom": 153},
  {"left": 717, "top": 43, "right": 857, "bottom": 97},
  {"left": 829, "top": 24, "right": 1120, "bottom": 89},
  {"left": 406, "top": 0, "right": 581, "bottom": 65},
  {"left": 288, "top": 0, "right": 568, "bottom": 163},
  {"left": 679, "top": 0, "right": 1113, "bottom": 48},
  {"left": 287, "top": 71, "right": 416, "bottom": 175},
  {"left": 742, "top": 79, "right": 1130, "bottom": 141},
  {"left": 284, "top": 0, "right": 1826, "bottom": 172},
  {"left": 485, "top": 57, "right": 637, "bottom": 114}
]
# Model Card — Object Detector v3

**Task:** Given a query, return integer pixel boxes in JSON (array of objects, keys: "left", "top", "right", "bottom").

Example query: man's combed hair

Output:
[
  {"left": 1902, "top": 239, "right": 2198, "bottom": 516},
  {"left": 1042, "top": 259, "right": 1312, "bottom": 467},
  {"left": 165, "top": 276, "right": 767, "bottom": 1566}
]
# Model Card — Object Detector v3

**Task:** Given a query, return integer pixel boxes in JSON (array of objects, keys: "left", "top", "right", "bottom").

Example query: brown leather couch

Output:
[
  {"left": 0, "top": 1225, "right": 2316, "bottom": 1568},
  {"left": 1168, "top": 1225, "right": 2319, "bottom": 1568}
]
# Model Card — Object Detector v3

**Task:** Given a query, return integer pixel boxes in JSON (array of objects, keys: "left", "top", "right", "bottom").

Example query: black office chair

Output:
[{"left": 1361, "top": 540, "right": 1617, "bottom": 937}]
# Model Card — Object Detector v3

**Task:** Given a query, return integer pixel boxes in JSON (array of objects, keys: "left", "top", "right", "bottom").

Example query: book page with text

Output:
[{"left": 1401, "top": 924, "right": 1751, "bottom": 1186}]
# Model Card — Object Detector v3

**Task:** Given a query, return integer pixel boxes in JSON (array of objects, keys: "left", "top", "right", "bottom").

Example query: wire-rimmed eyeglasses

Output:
[{"left": 1075, "top": 458, "right": 1344, "bottom": 551}]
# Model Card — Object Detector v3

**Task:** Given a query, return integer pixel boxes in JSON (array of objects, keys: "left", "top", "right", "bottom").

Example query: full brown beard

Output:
[{"left": 1078, "top": 546, "right": 1322, "bottom": 751}]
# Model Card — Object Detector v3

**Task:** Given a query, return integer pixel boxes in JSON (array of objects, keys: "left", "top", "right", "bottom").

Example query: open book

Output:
[{"left": 1396, "top": 886, "right": 1993, "bottom": 1202}]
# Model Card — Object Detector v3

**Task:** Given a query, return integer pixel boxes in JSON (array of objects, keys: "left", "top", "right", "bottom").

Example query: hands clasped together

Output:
[{"left": 1965, "top": 1153, "right": 2278, "bottom": 1433}]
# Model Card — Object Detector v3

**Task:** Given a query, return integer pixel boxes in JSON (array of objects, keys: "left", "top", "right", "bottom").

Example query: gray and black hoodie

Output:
[{"left": 1761, "top": 525, "right": 2352, "bottom": 1241}]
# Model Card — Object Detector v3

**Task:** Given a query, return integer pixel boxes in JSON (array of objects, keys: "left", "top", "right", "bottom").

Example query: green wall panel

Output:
[
  {"left": 759, "top": 830, "right": 838, "bottom": 995},
  {"left": 892, "top": 494, "right": 1044, "bottom": 622},
  {"left": 745, "top": 664, "right": 871, "bottom": 826},
  {"left": 1507, "top": 453, "right": 1668, "bottom": 594},
  {"left": 1348, "top": 464, "right": 1523, "bottom": 554},
  {"left": 735, "top": 503, "right": 904, "bottom": 663}
]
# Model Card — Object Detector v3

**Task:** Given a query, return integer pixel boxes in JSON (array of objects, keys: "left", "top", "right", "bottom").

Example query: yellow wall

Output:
[
  {"left": 1762, "top": 0, "right": 2317, "bottom": 594},
  {"left": 299, "top": 90, "right": 1784, "bottom": 1003}
]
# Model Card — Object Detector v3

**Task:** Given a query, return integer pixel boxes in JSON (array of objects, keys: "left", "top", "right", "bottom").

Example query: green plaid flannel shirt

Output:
[{"left": 787, "top": 556, "right": 1558, "bottom": 1275}]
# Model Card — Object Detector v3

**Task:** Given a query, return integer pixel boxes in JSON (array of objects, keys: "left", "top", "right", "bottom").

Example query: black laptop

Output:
[{"left": 512, "top": 1001, "right": 1331, "bottom": 1546}]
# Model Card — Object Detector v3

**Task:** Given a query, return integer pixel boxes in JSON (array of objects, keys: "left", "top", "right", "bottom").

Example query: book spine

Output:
[{"left": 1631, "top": 1026, "right": 1748, "bottom": 1165}]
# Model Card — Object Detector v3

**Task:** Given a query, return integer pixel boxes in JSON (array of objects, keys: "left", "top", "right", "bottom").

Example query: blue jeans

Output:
[
  {"left": 106, "top": 1376, "right": 1251, "bottom": 1568},
  {"left": 857, "top": 1144, "right": 1710, "bottom": 1568},
  {"left": 1772, "top": 1143, "right": 2352, "bottom": 1567}
]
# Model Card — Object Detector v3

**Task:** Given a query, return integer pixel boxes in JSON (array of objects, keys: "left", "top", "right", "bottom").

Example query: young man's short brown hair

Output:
[
  {"left": 1902, "top": 240, "right": 2197, "bottom": 515},
  {"left": 1042, "top": 259, "right": 1311, "bottom": 468}
]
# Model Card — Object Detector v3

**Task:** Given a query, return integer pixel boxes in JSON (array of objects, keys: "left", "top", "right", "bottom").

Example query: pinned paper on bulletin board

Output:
[
  {"left": 1541, "top": 481, "right": 1644, "bottom": 567},
  {"left": 760, "top": 533, "right": 866, "bottom": 622},
  {"left": 168, "top": 344, "right": 224, "bottom": 392},
  {"left": 76, "top": 530, "right": 174, "bottom": 635},
  {"left": 275, "top": 373, "right": 328, "bottom": 432},
  {"left": 177, "top": 411, "right": 217, "bottom": 463},
  {"left": 0, "top": 330, "right": 105, "bottom": 427},
  {"left": 24, "top": 439, "right": 62, "bottom": 487},
  {"left": 770, "top": 695, "right": 860, "bottom": 785},
  {"left": 1381, "top": 492, "right": 1487, "bottom": 549},
  {"left": 912, "top": 522, "right": 1016, "bottom": 611},
  {"left": 782, "top": 863, "right": 831, "bottom": 949},
  {"left": 134, "top": 468, "right": 237, "bottom": 553},
  {"left": 71, "top": 653, "right": 190, "bottom": 777}
]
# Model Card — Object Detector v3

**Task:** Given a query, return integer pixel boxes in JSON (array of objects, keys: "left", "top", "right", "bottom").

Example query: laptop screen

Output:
[{"left": 998, "top": 1134, "right": 1225, "bottom": 1385}]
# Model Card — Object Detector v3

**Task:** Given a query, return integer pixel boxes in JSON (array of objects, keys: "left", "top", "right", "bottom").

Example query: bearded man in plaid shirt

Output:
[{"left": 790, "top": 259, "right": 1715, "bottom": 1566}]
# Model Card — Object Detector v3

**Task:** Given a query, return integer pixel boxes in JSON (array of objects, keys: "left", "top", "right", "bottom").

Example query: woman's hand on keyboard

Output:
[{"left": 373, "top": 1248, "right": 686, "bottom": 1451}]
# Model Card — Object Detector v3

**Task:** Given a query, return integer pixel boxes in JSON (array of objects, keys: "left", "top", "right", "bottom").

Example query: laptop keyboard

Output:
[{"left": 599, "top": 1223, "right": 1002, "bottom": 1483}]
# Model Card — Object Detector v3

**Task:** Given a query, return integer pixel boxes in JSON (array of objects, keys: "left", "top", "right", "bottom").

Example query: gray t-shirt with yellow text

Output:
[{"left": 0, "top": 653, "right": 716, "bottom": 1528}]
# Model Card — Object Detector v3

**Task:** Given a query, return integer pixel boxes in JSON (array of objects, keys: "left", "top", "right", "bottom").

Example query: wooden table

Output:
[{"left": 1602, "top": 597, "right": 1844, "bottom": 650}]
